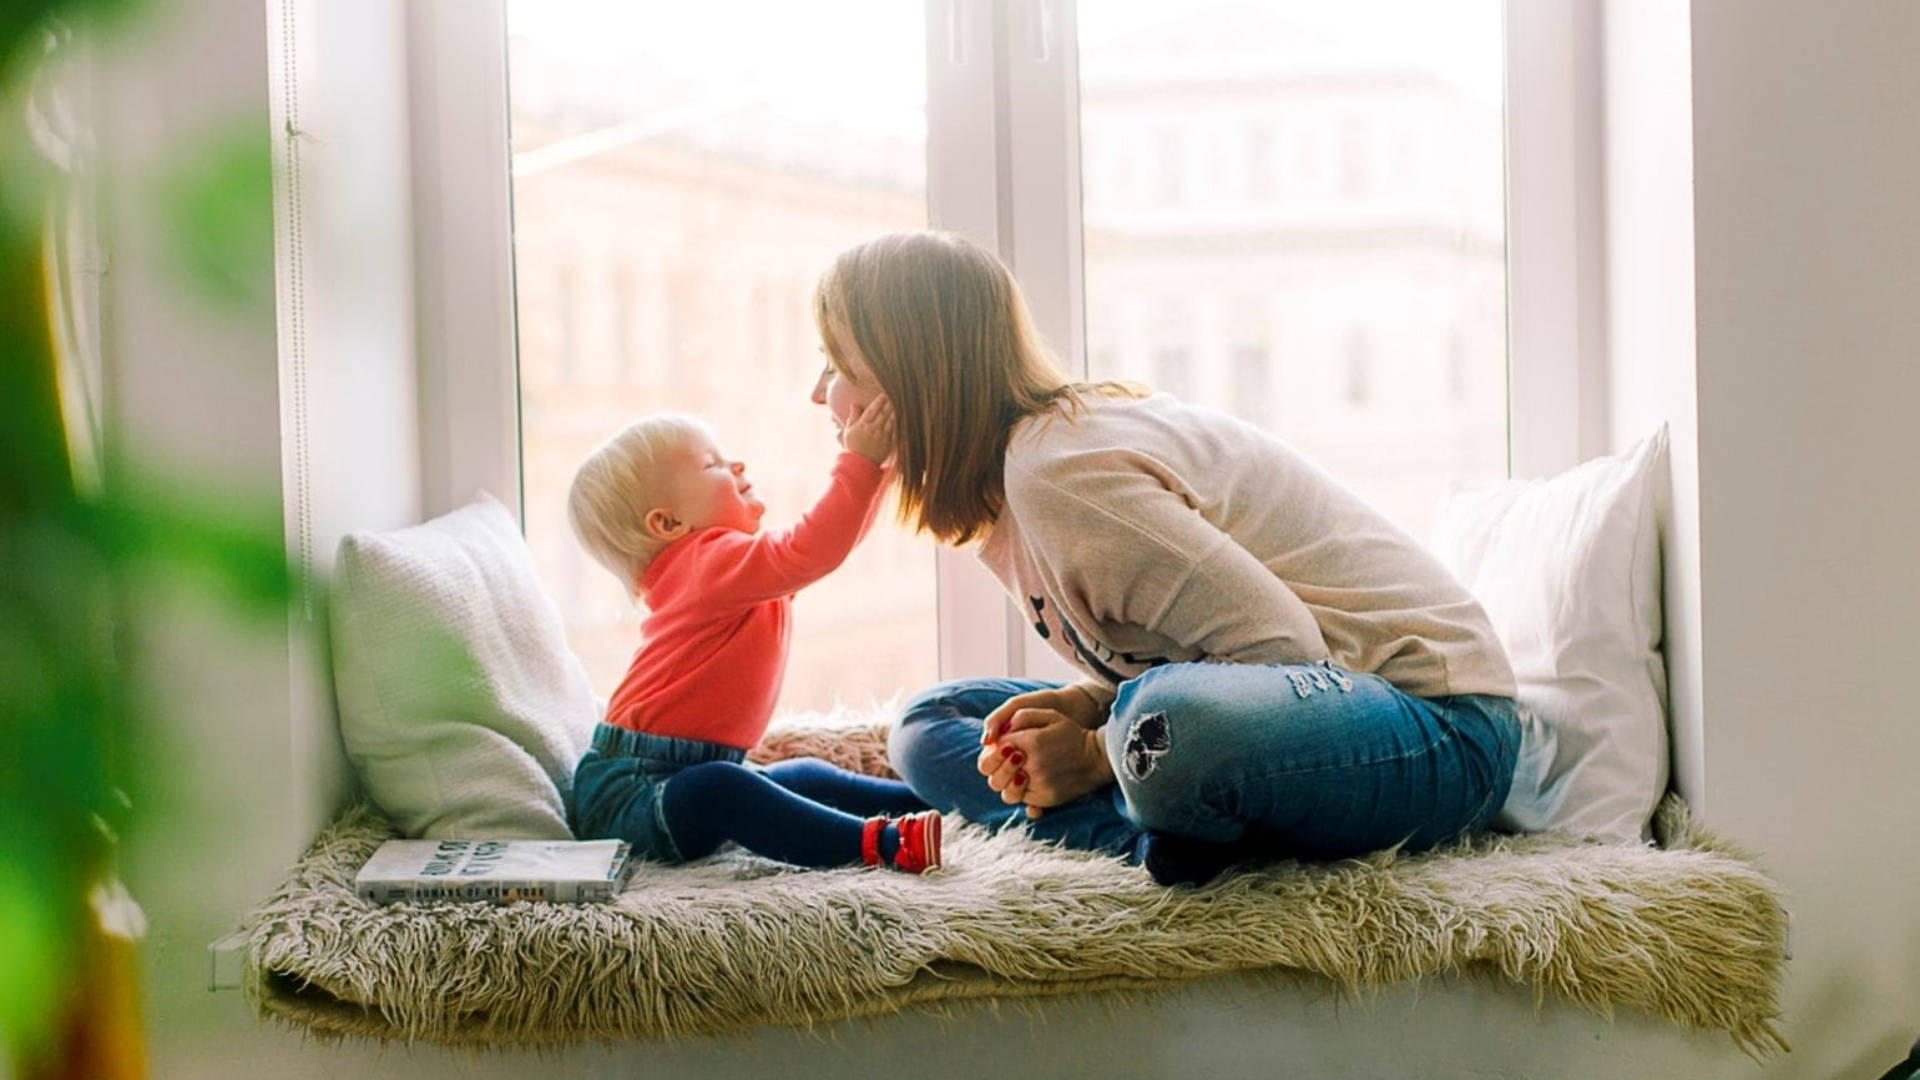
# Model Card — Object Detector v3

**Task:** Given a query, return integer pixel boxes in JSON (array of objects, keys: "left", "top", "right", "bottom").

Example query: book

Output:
[{"left": 354, "top": 838, "right": 633, "bottom": 905}]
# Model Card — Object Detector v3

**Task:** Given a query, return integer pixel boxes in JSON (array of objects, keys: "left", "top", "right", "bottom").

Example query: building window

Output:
[
  {"left": 1155, "top": 129, "right": 1184, "bottom": 206},
  {"left": 1344, "top": 327, "right": 1373, "bottom": 407},
  {"left": 1245, "top": 125, "right": 1275, "bottom": 202},
  {"left": 1232, "top": 346, "right": 1272, "bottom": 427},
  {"left": 612, "top": 266, "right": 636, "bottom": 381},
  {"left": 1296, "top": 129, "right": 1319, "bottom": 188},
  {"left": 749, "top": 278, "right": 772, "bottom": 377},
  {"left": 1340, "top": 120, "right": 1370, "bottom": 197},
  {"left": 1448, "top": 327, "right": 1469, "bottom": 401},
  {"left": 1154, "top": 347, "right": 1192, "bottom": 400},
  {"left": 555, "top": 265, "right": 577, "bottom": 382}
]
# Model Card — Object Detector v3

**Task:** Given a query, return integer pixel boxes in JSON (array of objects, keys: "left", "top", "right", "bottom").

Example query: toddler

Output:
[{"left": 566, "top": 398, "right": 941, "bottom": 873}]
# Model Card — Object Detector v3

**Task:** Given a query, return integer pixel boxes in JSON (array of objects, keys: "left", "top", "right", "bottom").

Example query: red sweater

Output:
[{"left": 603, "top": 452, "right": 885, "bottom": 749}]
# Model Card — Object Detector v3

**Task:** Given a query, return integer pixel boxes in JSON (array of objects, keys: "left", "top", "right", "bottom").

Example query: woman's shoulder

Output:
[
  {"left": 1004, "top": 394, "right": 1275, "bottom": 509},
  {"left": 1008, "top": 392, "right": 1269, "bottom": 466},
  {"left": 1009, "top": 390, "right": 1170, "bottom": 450}
]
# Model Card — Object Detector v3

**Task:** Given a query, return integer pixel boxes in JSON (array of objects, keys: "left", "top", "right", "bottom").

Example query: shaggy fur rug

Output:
[{"left": 246, "top": 714, "right": 1789, "bottom": 1057}]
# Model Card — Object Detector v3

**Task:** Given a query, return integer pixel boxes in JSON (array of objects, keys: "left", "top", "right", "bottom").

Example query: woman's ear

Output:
[{"left": 643, "top": 507, "right": 687, "bottom": 540}]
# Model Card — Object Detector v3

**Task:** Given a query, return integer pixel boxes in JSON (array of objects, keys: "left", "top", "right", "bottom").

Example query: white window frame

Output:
[
  {"left": 408, "top": 0, "right": 522, "bottom": 523},
  {"left": 1505, "top": 0, "right": 1610, "bottom": 480},
  {"left": 408, "top": 0, "right": 1606, "bottom": 685}
]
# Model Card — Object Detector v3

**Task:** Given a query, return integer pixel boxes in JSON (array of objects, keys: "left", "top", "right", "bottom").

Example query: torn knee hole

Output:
[{"left": 1122, "top": 711, "right": 1172, "bottom": 781}]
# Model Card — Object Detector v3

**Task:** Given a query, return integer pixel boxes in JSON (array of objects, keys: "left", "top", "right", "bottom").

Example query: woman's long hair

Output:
[{"left": 814, "top": 231, "right": 1134, "bottom": 544}]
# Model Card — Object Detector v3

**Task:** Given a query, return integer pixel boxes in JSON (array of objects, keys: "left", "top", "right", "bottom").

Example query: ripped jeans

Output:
[{"left": 887, "top": 661, "right": 1521, "bottom": 862}]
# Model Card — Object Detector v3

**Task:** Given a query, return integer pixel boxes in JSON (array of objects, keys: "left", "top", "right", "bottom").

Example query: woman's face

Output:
[{"left": 811, "top": 324, "right": 882, "bottom": 429}]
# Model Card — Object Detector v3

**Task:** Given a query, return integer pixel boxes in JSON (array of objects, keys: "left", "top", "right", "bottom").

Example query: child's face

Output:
[{"left": 656, "top": 432, "right": 764, "bottom": 535}]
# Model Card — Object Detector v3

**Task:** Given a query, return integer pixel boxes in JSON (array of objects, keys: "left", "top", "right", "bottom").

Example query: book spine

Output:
[
  {"left": 358, "top": 881, "right": 618, "bottom": 904},
  {"left": 486, "top": 880, "right": 615, "bottom": 903},
  {"left": 357, "top": 881, "right": 419, "bottom": 905}
]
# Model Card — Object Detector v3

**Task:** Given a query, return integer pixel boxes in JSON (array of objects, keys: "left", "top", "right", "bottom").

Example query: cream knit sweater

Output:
[{"left": 976, "top": 393, "right": 1517, "bottom": 705}]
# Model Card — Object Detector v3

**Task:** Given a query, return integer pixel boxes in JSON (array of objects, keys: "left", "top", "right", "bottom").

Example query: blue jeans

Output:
[
  {"left": 573, "top": 725, "right": 753, "bottom": 862},
  {"left": 887, "top": 661, "right": 1521, "bottom": 862},
  {"left": 573, "top": 724, "right": 926, "bottom": 866}
]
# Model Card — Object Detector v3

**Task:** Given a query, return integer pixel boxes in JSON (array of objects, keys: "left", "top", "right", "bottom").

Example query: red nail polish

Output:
[
  {"left": 1008, "top": 751, "right": 1025, "bottom": 766},
  {"left": 1014, "top": 772, "right": 1027, "bottom": 787}
]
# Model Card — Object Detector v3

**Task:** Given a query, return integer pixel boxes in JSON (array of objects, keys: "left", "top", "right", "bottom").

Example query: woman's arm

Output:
[{"left": 694, "top": 400, "right": 894, "bottom": 606}]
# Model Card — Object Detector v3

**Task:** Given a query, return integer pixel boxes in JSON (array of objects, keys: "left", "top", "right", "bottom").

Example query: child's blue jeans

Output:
[
  {"left": 572, "top": 724, "right": 925, "bottom": 866},
  {"left": 886, "top": 660, "right": 1520, "bottom": 862}
]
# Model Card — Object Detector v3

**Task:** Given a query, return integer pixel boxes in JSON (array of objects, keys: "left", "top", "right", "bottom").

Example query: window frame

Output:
[
  {"left": 410, "top": 0, "right": 1606, "bottom": 686},
  {"left": 407, "top": 0, "right": 523, "bottom": 523}
]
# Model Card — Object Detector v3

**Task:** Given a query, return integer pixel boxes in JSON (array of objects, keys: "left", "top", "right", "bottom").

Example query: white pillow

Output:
[
  {"left": 1432, "top": 427, "right": 1670, "bottom": 843},
  {"left": 331, "top": 494, "right": 597, "bottom": 839}
]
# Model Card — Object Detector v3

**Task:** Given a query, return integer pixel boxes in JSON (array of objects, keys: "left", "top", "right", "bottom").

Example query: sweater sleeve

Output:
[
  {"left": 691, "top": 452, "right": 886, "bottom": 606},
  {"left": 1010, "top": 451, "right": 1330, "bottom": 669}
]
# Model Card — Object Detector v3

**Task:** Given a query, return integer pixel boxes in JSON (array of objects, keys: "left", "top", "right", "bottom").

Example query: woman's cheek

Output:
[{"left": 826, "top": 376, "right": 862, "bottom": 426}]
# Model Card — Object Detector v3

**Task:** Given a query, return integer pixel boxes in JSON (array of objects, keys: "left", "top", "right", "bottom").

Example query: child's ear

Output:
[{"left": 643, "top": 507, "right": 687, "bottom": 540}]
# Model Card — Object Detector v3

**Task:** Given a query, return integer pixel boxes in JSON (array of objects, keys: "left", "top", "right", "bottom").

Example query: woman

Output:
[{"left": 808, "top": 231, "right": 1520, "bottom": 885}]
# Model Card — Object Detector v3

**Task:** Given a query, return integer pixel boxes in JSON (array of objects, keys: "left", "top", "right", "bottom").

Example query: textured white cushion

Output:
[
  {"left": 331, "top": 494, "right": 596, "bottom": 839},
  {"left": 1433, "top": 427, "right": 1670, "bottom": 843}
]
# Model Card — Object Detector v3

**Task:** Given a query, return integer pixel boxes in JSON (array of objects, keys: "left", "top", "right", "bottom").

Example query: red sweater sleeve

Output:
[{"left": 683, "top": 452, "right": 886, "bottom": 606}]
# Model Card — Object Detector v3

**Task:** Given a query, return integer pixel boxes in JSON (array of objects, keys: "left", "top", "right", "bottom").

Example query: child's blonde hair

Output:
[{"left": 568, "top": 413, "right": 711, "bottom": 594}]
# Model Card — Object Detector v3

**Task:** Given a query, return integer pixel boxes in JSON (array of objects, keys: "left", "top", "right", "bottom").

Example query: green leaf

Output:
[
  {"left": 0, "top": 851, "right": 77, "bottom": 1060},
  {"left": 153, "top": 126, "right": 275, "bottom": 311}
]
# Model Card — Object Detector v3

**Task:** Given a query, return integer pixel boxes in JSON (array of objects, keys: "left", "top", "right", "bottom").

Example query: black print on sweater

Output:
[{"left": 1030, "top": 595, "right": 1176, "bottom": 683}]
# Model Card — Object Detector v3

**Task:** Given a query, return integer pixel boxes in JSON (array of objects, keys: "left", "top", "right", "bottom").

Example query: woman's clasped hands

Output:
[{"left": 976, "top": 683, "right": 1116, "bottom": 819}]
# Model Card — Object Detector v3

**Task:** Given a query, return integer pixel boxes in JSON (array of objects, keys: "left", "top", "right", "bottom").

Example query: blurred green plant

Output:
[
  {"left": 2, "top": 2, "right": 295, "bottom": 1076},
  {"left": 155, "top": 126, "right": 275, "bottom": 310}
]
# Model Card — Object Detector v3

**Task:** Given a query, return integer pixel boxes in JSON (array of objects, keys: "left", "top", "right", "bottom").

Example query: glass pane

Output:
[
  {"left": 507, "top": 1, "right": 934, "bottom": 714},
  {"left": 1079, "top": 1, "right": 1509, "bottom": 542}
]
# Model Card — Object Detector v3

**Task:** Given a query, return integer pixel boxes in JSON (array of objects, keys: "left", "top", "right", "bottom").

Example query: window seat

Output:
[{"left": 243, "top": 716, "right": 1788, "bottom": 1059}]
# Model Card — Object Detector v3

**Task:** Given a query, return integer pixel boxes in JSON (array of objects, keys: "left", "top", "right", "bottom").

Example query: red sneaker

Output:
[{"left": 890, "top": 810, "right": 943, "bottom": 874}]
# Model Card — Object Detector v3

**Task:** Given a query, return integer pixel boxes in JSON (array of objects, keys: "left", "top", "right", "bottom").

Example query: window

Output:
[
  {"left": 1154, "top": 129, "right": 1184, "bottom": 206},
  {"left": 505, "top": 1, "right": 935, "bottom": 712},
  {"left": 1080, "top": 1, "right": 1509, "bottom": 542},
  {"left": 554, "top": 265, "right": 576, "bottom": 382},
  {"left": 1344, "top": 328, "right": 1374, "bottom": 407},
  {"left": 1448, "top": 327, "right": 1470, "bottom": 401},
  {"left": 1339, "top": 120, "right": 1370, "bottom": 197},
  {"left": 1153, "top": 348, "right": 1193, "bottom": 400},
  {"left": 612, "top": 266, "right": 637, "bottom": 381},
  {"left": 1245, "top": 126, "right": 1276, "bottom": 202},
  {"left": 413, "top": 0, "right": 1594, "bottom": 689},
  {"left": 1232, "top": 347, "right": 1273, "bottom": 427}
]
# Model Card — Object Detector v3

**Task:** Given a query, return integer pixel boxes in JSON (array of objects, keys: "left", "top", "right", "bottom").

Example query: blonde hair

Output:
[
  {"left": 567, "top": 413, "right": 711, "bottom": 594},
  {"left": 815, "top": 231, "right": 1139, "bottom": 544}
]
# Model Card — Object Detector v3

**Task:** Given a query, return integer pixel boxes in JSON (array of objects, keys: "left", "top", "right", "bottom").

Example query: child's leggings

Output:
[{"left": 571, "top": 724, "right": 927, "bottom": 867}]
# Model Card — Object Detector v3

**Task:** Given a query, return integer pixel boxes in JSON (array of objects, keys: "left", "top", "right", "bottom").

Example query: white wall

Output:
[
  {"left": 1608, "top": 2, "right": 1920, "bottom": 1077},
  {"left": 1693, "top": 2, "right": 1920, "bottom": 1074},
  {"left": 90, "top": 0, "right": 419, "bottom": 1074},
  {"left": 90, "top": 0, "right": 311, "bottom": 1071}
]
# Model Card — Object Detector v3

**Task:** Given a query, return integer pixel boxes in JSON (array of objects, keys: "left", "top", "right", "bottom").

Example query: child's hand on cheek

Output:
[{"left": 841, "top": 396, "right": 896, "bottom": 465}]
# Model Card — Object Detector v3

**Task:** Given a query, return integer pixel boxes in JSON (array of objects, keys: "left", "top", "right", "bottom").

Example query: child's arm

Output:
[{"left": 695, "top": 399, "right": 894, "bottom": 605}]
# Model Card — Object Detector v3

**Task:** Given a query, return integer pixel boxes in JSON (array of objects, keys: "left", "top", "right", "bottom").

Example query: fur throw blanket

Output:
[{"left": 246, "top": 714, "right": 1789, "bottom": 1056}]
